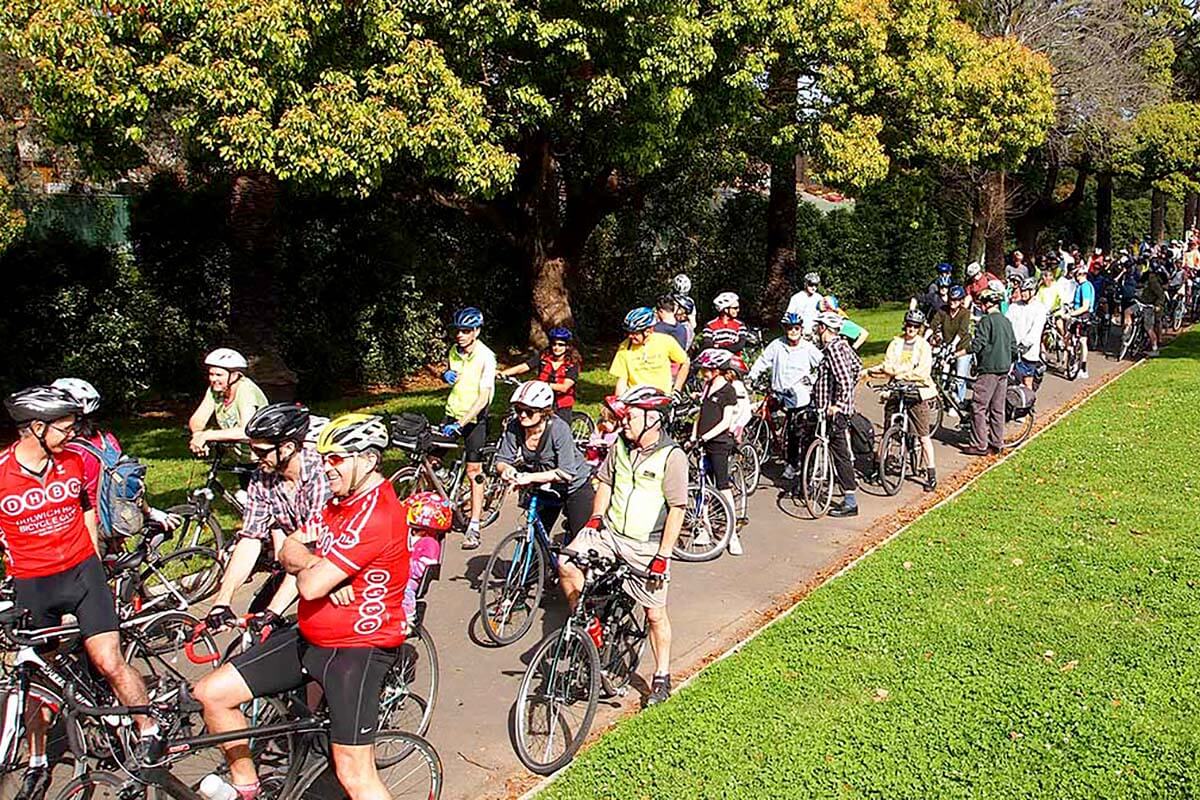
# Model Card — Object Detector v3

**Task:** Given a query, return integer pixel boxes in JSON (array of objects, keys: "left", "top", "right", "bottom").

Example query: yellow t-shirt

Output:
[
  {"left": 609, "top": 332, "right": 688, "bottom": 394},
  {"left": 1036, "top": 285, "right": 1061, "bottom": 314}
]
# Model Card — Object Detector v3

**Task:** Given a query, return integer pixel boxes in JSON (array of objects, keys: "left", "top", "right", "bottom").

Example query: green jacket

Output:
[{"left": 969, "top": 310, "right": 1018, "bottom": 375}]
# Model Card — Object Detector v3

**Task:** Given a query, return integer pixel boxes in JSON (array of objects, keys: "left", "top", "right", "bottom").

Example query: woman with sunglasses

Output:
[
  {"left": 691, "top": 348, "right": 744, "bottom": 555},
  {"left": 494, "top": 381, "right": 595, "bottom": 542},
  {"left": 499, "top": 327, "right": 582, "bottom": 424}
]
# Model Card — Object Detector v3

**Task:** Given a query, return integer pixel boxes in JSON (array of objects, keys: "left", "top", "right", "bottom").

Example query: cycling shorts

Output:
[
  {"left": 702, "top": 440, "right": 734, "bottom": 490},
  {"left": 231, "top": 626, "right": 398, "bottom": 745},
  {"left": 443, "top": 416, "right": 488, "bottom": 463},
  {"left": 12, "top": 556, "right": 119, "bottom": 641}
]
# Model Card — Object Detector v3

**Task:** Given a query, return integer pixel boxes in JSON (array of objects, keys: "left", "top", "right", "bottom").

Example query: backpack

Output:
[
  {"left": 73, "top": 436, "right": 146, "bottom": 538},
  {"left": 848, "top": 412, "right": 877, "bottom": 474}
]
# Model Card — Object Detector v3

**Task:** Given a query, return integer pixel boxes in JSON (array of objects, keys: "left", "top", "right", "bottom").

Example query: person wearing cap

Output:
[
  {"left": 963, "top": 290, "right": 1018, "bottom": 456},
  {"left": 559, "top": 385, "right": 687, "bottom": 707},
  {"left": 1006, "top": 278, "right": 1048, "bottom": 390},
  {"left": 188, "top": 348, "right": 269, "bottom": 456},
  {"left": 812, "top": 312, "right": 863, "bottom": 517},
  {"left": 786, "top": 272, "right": 824, "bottom": 334},
  {"left": 927, "top": 285, "right": 974, "bottom": 404}
]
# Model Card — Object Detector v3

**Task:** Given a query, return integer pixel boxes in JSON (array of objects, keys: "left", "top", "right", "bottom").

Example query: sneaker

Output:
[
  {"left": 1078, "top": 370, "right": 1090, "bottom": 379},
  {"left": 15, "top": 767, "right": 49, "bottom": 800},
  {"left": 727, "top": 533, "right": 744, "bottom": 556},
  {"left": 924, "top": 472, "right": 937, "bottom": 493},
  {"left": 781, "top": 464, "right": 797, "bottom": 481},
  {"left": 646, "top": 674, "right": 672, "bottom": 707},
  {"left": 461, "top": 527, "right": 481, "bottom": 550},
  {"left": 828, "top": 502, "right": 859, "bottom": 518}
]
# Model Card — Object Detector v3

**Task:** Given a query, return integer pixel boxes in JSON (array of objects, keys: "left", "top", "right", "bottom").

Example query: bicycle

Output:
[
  {"left": 54, "top": 679, "right": 442, "bottom": 800},
  {"left": 799, "top": 410, "right": 834, "bottom": 518},
  {"left": 1041, "top": 315, "right": 1081, "bottom": 380},
  {"left": 479, "top": 487, "right": 564, "bottom": 647},
  {"left": 511, "top": 547, "right": 648, "bottom": 775},
  {"left": 743, "top": 388, "right": 788, "bottom": 465},
  {"left": 930, "top": 352, "right": 1036, "bottom": 451},
  {"left": 875, "top": 381, "right": 929, "bottom": 496},
  {"left": 169, "top": 445, "right": 256, "bottom": 557},
  {"left": 673, "top": 445, "right": 736, "bottom": 562},
  {"left": 1119, "top": 301, "right": 1152, "bottom": 360},
  {"left": 106, "top": 524, "right": 224, "bottom": 614}
]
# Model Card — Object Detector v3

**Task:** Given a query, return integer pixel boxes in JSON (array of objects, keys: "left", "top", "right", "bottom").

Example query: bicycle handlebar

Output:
[{"left": 63, "top": 681, "right": 153, "bottom": 718}]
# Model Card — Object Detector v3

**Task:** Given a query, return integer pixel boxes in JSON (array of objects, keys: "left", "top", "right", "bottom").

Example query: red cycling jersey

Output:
[
  {"left": 702, "top": 317, "right": 747, "bottom": 352},
  {"left": 299, "top": 480, "right": 411, "bottom": 649},
  {"left": 0, "top": 445, "right": 96, "bottom": 579}
]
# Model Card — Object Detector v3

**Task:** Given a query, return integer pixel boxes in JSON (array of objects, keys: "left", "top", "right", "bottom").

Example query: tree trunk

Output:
[
  {"left": 1184, "top": 190, "right": 1198, "bottom": 233},
  {"left": 226, "top": 171, "right": 296, "bottom": 400},
  {"left": 763, "top": 147, "right": 798, "bottom": 319},
  {"left": 1151, "top": 188, "right": 1167, "bottom": 243},
  {"left": 981, "top": 170, "right": 1007, "bottom": 273},
  {"left": 967, "top": 189, "right": 986, "bottom": 265},
  {"left": 527, "top": 252, "right": 574, "bottom": 348},
  {"left": 1095, "top": 172, "right": 1113, "bottom": 255},
  {"left": 1012, "top": 214, "right": 1041, "bottom": 262}
]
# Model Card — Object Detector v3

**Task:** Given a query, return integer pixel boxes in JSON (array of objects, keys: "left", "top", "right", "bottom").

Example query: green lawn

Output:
[
  {"left": 123, "top": 305, "right": 903, "bottom": 511},
  {"left": 538, "top": 332, "right": 1200, "bottom": 799}
]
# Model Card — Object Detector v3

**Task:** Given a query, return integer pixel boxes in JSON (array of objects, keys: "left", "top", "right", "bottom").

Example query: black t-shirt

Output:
[{"left": 698, "top": 381, "right": 736, "bottom": 447}]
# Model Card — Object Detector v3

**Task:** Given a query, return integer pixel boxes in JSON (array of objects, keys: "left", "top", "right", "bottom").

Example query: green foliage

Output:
[
  {"left": 0, "top": 174, "right": 24, "bottom": 253},
  {"left": 541, "top": 329, "right": 1200, "bottom": 800},
  {"left": 1115, "top": 101, "right": 1200, "bottom": 197}
]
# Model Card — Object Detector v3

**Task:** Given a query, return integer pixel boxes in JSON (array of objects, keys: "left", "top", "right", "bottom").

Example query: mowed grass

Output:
[
  {"left": 538, "top": 332, "right": 1200, "bottom": 799},
  {"left": 121, "top": 305, "right": 904, "bottom": 512}
]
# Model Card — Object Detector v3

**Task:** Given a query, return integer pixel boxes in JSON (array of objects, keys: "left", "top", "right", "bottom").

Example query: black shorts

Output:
[
  {"left": 231, "top": 626, "right": 398, "bottom": 746},
  {"left": 703, "top": 440, "right": 734, "bottom": 490},
  {"left": 12, "top": 556, "right": 119, "bottom": 641},
  {"left": 444, "top": 416, "right": 489, "bottom": 463}
]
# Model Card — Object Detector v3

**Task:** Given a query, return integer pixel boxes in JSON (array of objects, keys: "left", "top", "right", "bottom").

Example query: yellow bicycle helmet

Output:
[{"left": 316, "top": 413, "right": 389, "bottom": 455}]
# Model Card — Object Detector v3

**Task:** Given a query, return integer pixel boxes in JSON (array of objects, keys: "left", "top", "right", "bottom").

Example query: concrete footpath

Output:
[{"left": 408, "top": 345, "right": 1140, "bottom": 800}]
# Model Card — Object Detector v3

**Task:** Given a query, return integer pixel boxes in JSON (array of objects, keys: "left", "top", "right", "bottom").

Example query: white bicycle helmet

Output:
[
  {"left": 304, "top": 415, "right": 330, "bottom": 446},
  {"left": 713, "top": 291, "right": 739, "bottom": 311},
  {"left": 804, "top": 272, "right": 821, "bottom": 287},
  {"left": 965, "top": 262, "right": 982, "bottom": 279},
  {"left": 51, "top": 378, "right": 101, "bottom": 416},
  {"left": 696, "top": 348, "right": 734, "bottom": 370},
  {"left": 204, "top": 348, "right": 248, "bottom": 371},
  {"left": 511, "top": 380, "right": 555, "bottom": 410},
  {"left": 815, "top": 311, "right": 844, "bottom": 332},
  {"left": 672, "top": 273, "right": 692, "bottom": 295}
]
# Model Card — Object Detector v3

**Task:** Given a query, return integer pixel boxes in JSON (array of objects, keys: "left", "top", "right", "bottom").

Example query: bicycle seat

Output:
[
  {"left": 480, "top": 444, "right": 497, "bottom": 460},
  {"left": 109, "top": 548, "right": 148, "bottom": 573}
]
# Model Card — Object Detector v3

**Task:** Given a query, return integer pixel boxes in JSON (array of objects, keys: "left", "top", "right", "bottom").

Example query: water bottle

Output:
[
  {"left": 586, "top": 617, "right": 604, "bottom": 649},
  {"left": 199, "top": 775, "right": 238, "bottom": 800}
]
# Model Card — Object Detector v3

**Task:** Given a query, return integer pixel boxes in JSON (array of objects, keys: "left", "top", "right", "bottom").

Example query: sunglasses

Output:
[
  {"left": 550, "top": 340, "right": 568, "bottom": 347},
  {"left": 785, "top": 324, "right": 803, "bottom": 331},
  {"left": 322, "top": 452, "right": 354, "bottom": 467},
  {"left": 250, "top": 444, "right": 277, "bottom": 460},
  {"left": 515, "top": 406, "right": 541, "bottom": 418}
]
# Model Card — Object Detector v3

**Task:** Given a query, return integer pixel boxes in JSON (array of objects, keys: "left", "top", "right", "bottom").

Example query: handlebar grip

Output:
[{"left": 184, "top": 623, "right": 221, "bottom": 665}]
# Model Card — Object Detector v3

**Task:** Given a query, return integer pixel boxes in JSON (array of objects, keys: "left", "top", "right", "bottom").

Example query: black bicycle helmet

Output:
[
  {"left": 246, "top": 402, "right": 311, "bottom": 444},
  {"left": 5, "top": 386, "right": 82, "bottom": 423}
]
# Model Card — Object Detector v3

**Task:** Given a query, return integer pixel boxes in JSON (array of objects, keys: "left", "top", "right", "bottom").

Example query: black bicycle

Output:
[
  {"left": 170, "top": 445, "right": 256, "bottom": 556},
  {"left": 875, "top": 381, "right": 929, "bottom": 496},
  {"left": 511, "top": 547, "right": 648, "bottom": 775}
]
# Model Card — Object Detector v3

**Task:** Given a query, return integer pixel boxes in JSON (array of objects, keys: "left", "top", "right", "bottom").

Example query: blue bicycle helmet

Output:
[
  {"left": 452, "top": 307, "right": 484, "bottom": 330},
  {"left": 935, "top": 275, "right": 952, "bottom": 288},
  {"left": 548, "top": 326, "right": 572, "bottom": 342},
  {"left": 780, "top": 311, "right": 803, "bottom": 326},
  {"left": 936, "top": 262, "right": 953, "bottom": 275},
  {"left": 622, "top": 306, "right": 656, "bottom": 332},
  {"left": 948, "top": 285, "right": 966, "bottom": 301},
  {"left": 675, "top": 295, "right": 695, "bottom": 314}
]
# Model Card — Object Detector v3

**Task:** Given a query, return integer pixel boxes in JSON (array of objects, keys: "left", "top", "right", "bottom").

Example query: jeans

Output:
[{"left": 954, "top": 354, "right": 973, "bottom": 405}]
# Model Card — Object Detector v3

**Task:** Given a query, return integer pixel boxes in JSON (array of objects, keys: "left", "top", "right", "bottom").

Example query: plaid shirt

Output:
[
  {"left": 241, "top": 447, "right": 332, "bottom": 541},
  {"left": 813, "top": 335, "right": 862, "bottom": 416}
]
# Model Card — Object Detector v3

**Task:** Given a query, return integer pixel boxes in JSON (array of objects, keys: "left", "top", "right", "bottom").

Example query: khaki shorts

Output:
[
  {"left": 567, "top": 528, "right": 668, "bottom": 609},
  {"left": 909, "top": 398, "right": 934, "bottom": 438}
]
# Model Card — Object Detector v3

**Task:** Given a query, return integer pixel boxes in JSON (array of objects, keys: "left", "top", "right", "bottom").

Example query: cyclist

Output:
[
  {"left": 671, "top": 273, "right": 696, "bottom": 329},
  {"left": 1006, "top": 278, "right": 1048, "bottom": 390},
  {"left": 865, "top": 309, "right": 938, "bottom": 492},
  {"left": 1007, "top": 250, "right": 1030, "bottom": 282},
  {"left": 701, "top": 292, "right": 748, "bottom": 354},
  {"left": 1128, "top": 262, "right": 1166, "bottom": 355},
  {"left": 610, "top": 306, "right": 690, "bottom": 396},
  {"left": 964, "top": 262, "right": 997, "bottom": 305},
  {"left": 205, "top": 403, "right": 332, "bottom": 636},
  {"left": 822, "top": 295, "right": 870, "bottom": 350},
  {"left": 1065, "top": 265, "right": 1095, "bottom": 378},
  {"left": 194, "top": 414, "right": 409, "bottom": 800},
  {"left": 921, "top": 275, "right": 952, "bottom": 317},
  {"left": 559, "top": 385, "right": 686, "bottom": 707},
  {"left": 188, "top": 348, "right": 268, "bottom": 457},
  {"left": 495, "top": 381, "right": 595, "bottom": 541},
  {"left": 927, "top": 285, "right": 973, "bottom": 405},
  {"left": 50, "top": 378, "right": 181, "bottom": 552},
  {"left": 499, "top": 327, "right": 582, "bottom": 425},
  {"left": 786, "top": 272, "right": 823, "bottom": 334},
  {"left": 441, "top": 307, "right": 496, "bottom": 550},
  {"left": 963, "top": 290, "right": 1017, "bottom": 456},
  {"left": 748, "top": 312, "right": 824, "bottom": 480},
  {"left": 691, "top": 349, "right": 743, "bottom": 555},
  {"left": 674, "top": 295, "right": 697, "bottom": 350},
  {"left": 652, "top": 295, "right": 690, "bottom": 350},
  {"left": 812, "top": 312, "right": 862, "bottom": 518},
  {"left": 1, "top": 386, "right": 162, "bottom": 799}
]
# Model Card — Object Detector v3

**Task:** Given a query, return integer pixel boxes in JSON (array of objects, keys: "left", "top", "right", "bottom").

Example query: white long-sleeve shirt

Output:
[
  {"left": 748, "top": 337, "right": 824, "bottom": 408},
  {"left": 785, "top": 290, "right": 823, "bottom": 333},
  {"left": 1006, "top": 299, "right": 1048, "bottom": 362}
]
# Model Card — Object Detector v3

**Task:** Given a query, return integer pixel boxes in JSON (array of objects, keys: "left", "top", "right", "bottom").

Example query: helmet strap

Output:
[{"left": 33, "top": 422, "right": 55, "bottom": 460}]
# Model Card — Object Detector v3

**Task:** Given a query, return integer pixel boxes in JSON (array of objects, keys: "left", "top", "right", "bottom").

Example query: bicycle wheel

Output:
[
  {"left": 166, "top": 504, "right": 225, "bottom": 554},
  {"left": 1173, "top": 299, "right": 1185, "bottom": 331},
  {"left": 1003, "top": 410, "right": 1035, "bottom": 449},
  {"left": 479, "top": 530, "right": 545, "bottom": 646},
  {"left": 389, "top": 466, "right": 422, "bottom": 499},
  {"left": 1120, "top": 325, "right": 1140, "bottom": 361},
  {"left": 930, "top": 397, "right": 946, "bottom": 438},
  {"left": 673, "top": 483, "right": 734, "bottom": 562},
  {"left": 801, "top": 438, "right": 834, "bottom": 519},
  {"left": 878, "top": 424, "right": 907, "bottom": 496},
  {"left": 512, "top": 626, "right": 601, "bottom": 775},
  {"left": 569, "top": 411, "right": 596, "bottom": 445},
  {"left": 137, "top": 547, "right": 224, "bottom": 607},
  {"left": 1065, "top": 339, "right": 1080, "bottom": 381},
  {"left": 49, "top": 771, "right": 137, "bottom": 800},
  {"left": 728, "top": 459, "right": 749, "bottom": 521},
  {"left": 599, "top": 600, "right": 646, "bottom": 694},
  {"left": 736, "top": 443, "right": 761, "bottom": 495},
  {"left": 478, "top": 471, "right": 509, "bottom": 529},
  {"left": 378, "top": 625, "right": 439, "bottom": 736},
  {"left": 743, "top": 416, "right": 769, "bottom": 463},
  {"left": 124, "top": 611, "right": 218, "bottom": 691},
  {"left": 287, "top": 729, "right": 442, "bottom": 800}
]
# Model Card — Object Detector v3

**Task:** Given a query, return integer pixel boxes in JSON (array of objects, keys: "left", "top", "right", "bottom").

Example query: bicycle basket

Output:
[{"left": 390, "top": 412, "right": 432, "bottom": 452}]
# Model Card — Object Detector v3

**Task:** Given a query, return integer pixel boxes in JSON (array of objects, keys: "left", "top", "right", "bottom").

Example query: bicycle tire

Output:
[
  {"left": 479, "top": 530, "right": 546, "bottom": 646},
  {"left": 166, "top": 504, "right": 225, "bottom": 554},
  {"left": 801, "top": 438, "right": 834, "bottom": 519},
  {"left": 569, "top": 411, "right": 596, "bottom": 445},
  {"left": 878, "top": 424, "right": 907, "bottom": 496},
  {"left": 1065, "top": 339, "right": 1080, "bottom": 381},
  {"left": 48, "top": 770, "right": 135, "bottom": 800},
  {"left": 931, "top": 397, "right": 946, "bottom": 439},
  {"left": 285, "top": 729, "right": 442, "bottom": 800},
  {"left": 673, "top": 483, "right": 735, "bottom": 562},
  {"left": 1173, "top": 299, "right": 1185, "bottom": 331},
  {"left": 1003, "top": 410, "right": 1035, "bottom": 450},
  {"left": 512, "top": 626, "right": 601, "bottom": 775},
  {"left": 388, "top": 466, "right": 421, "bottom": 499},
  {"left": 744, "top": 416, "right": 770, "bottom": 463},
  {"left": 728, "top": 459, "right": 749, "bottom": 521},
  {"left": 478, "top": 471, "right": 509, "bottom": 529},
  {"left": 379, "top": 626, "right": 438, "bottom": 736},
  {"left": 137, "top": 546, "right": 224, "bottom": 607},
  {"left": 124, "top": 611, "right": 217, "bottom": 691},
  {"left": 736, "top": 443, "right": 761, "bottom": 496},
  {"left": 599, "top": 600, "right": 646, "bottom": 694}
]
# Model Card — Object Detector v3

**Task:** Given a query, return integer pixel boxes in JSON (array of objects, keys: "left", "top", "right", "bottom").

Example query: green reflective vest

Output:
[{"left": 605, "top": 438, "right": 676, "bottom": 543}]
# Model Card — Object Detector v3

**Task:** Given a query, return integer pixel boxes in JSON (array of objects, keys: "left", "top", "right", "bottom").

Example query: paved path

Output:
[{"left": 411, "top": 346, "right": 1137, "bottom": 800}]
